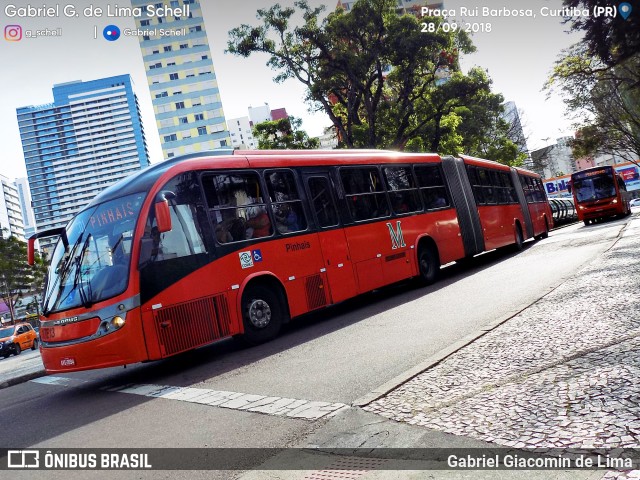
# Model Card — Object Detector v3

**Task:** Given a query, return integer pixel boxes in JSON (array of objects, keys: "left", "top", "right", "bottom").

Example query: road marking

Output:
[
  {"left": 30, "top": 377, "right": 349, "bottom": 420},
  {"left": 108, "top": 383, "right": 349, "bottom": 420},
  {"left": 30, "top": 376, "right": 88, "bottom": 387}
]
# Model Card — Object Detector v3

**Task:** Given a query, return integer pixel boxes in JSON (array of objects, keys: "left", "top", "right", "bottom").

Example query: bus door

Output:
[{"left": 303, "top": 172, "right": 358, "bottom": 304}]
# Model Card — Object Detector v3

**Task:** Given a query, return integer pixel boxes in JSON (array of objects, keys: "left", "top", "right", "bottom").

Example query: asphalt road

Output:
[{"left": 0, "top": 214, "right": 633, "bottom": 479}]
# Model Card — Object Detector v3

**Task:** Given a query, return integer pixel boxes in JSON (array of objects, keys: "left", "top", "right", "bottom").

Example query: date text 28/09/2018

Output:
[{"left": 420, "top": 22, "right": 492, "bottom": 33}]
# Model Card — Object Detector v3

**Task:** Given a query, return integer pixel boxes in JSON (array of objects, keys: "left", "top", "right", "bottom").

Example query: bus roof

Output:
[
  {"left": 86, "top": 149, "right": 537, "bottom": 211},
  {"left": 460, "top": 154, "right": 512, "bottom": 172},
  {"left": 87, "top": 150, "right": 443, "bottom": 209},
  {"left": 571, "top": 165, "right": 615, "bottom": 178},
  {"left": 513, "top": 166, "right": 542, "bottom": 178}
]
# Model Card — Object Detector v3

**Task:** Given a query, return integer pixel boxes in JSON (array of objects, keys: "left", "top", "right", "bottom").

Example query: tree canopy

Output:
[
  {"left": 562, "top": 0, "right": 639, "bottom": 68},
  {"left": 254, "top": 115, "right": 320, "bottom": 149},
  {"left": 228, "top": 0, "right": 524, "bottom": 165},
  {"left": 547, "top": 5, "right": 640, "bottom": 165},
  {"left": 0, "top": 234, "right": 48, "bottom": 322}
]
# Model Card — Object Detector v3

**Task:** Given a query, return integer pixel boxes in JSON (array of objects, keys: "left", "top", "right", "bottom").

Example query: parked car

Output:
[
  {"left": 630, "top": 198, "right": 640, "bottom": 207},
  {"left": 0, "top": 323, "right": 38, "bottom": 358}
]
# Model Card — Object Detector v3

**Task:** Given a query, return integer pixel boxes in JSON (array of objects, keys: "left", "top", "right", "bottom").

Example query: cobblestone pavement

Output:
[{"left": 364, "top": 217, "right": 640, "bottom": 477}]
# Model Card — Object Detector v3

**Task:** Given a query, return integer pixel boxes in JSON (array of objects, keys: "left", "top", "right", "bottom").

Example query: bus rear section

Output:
[{"left": 571, "top": 166, "right": 631, "bottom": 225}]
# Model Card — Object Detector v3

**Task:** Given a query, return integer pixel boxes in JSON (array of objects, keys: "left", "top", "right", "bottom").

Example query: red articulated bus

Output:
[
  {"left": 570, "top": 165, "right": 631, "bottom": 225},
  {"left": 28, "top": 150, "right": 552, "bottom": 373}
]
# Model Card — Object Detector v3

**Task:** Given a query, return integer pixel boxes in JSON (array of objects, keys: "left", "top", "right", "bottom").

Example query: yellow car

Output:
[{"left": 0, "top": 323, "right": 38, "bottom": 358}]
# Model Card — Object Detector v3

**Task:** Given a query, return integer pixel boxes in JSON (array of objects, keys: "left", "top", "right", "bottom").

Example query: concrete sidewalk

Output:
[{"left": 0, "top": 349, "right": 45, "bottom": 389}]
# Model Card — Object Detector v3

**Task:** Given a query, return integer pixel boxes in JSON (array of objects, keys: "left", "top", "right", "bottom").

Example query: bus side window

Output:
[
  {"left": 466, "top": 166, "right": 485, "bottom": 206},
  {"left": 308, "top": 177, "right": 339, "bottom": 228},
  {"left": 382, "top": 166, "right": 420, "bottom": 214},
  {"left": 535, "top": 178, "right": 546, "bottom": 202},
  {"left": 340, "top": 167, "right": 390, "bottom": 221},
  {"left": 520, "top": 176, "right": 532, "bottom": 204},
  {"left": 266, "top": 170, "right": 307, "bottom": 234},
  {"left": 617, "top": 176, "right": 627, "bottom": 191},
  {"left": 414, "top": 164, "right": 450, "bottom": 210},
  {"left": 492, "top": 171, "right": 507, "bottom": 204},
  {"left": 139, "top": 172, "right": 209, "bottom": 266},
  {"left": 202, "top": 171, "right": 273, "bottom": 243},
  {"left": 504, "top": 173, "right": 518, "bottom": 203}
]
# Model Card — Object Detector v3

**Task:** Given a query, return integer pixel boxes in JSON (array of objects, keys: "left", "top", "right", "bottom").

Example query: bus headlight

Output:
[
  {"left": 612, "top": 199, "right": 618, "bottom": 204},
  {"left": 111, "top": 316, "right": 126, "bottom": 329}
]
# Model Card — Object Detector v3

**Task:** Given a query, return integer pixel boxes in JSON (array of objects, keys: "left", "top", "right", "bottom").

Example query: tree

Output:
[
  {"left": 228, "top": 0, "right": 520, "bottom": 163},
  {"left": 0, "top": 234, "right": 48, "bottom": 323},
  {"left": 547, "top": 44, "right": 640, "bottom": 164},
  {"left": 254, "top": 116, "right": 320, "bottom": 149},
  {"left": 562, "top": 0, "right": 640, "bottom": 68},
  {"left": 547, "top": 1, "right": 640, "bottom": 164}
]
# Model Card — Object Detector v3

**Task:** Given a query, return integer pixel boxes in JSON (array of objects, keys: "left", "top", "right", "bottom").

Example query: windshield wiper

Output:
[
  {"left": 42, "top": 233, "right": 85, "bottom": 316},
  {"left": 73, "top": 234, "right": 93, "bottom": 308}
]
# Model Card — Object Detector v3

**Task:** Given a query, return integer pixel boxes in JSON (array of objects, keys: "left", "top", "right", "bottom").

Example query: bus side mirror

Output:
[
  {"left": 28, "top": 237, "right": 36, "bottom": 266},
  {"left": 155, "top": 191, "right": 175, "bottom": 233},
  {"left": 155, "top": 200, "right": 172, "bottom": 233}
]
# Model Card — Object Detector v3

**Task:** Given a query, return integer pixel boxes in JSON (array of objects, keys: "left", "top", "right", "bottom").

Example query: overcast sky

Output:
[{"left": 0, "top": 0, "right": 584, "bottom": 181}]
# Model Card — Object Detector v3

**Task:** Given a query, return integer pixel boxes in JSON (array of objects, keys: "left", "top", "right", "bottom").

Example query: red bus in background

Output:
[
  {"left": 28, "top": 150, "right": 552, "bottom": 373},
  {"left": 570, "top": 165, "right": 631, "bottom": 225}
]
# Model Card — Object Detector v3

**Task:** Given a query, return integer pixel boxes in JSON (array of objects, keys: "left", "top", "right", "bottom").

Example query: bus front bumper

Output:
[{"left": 40, "top": 324, "right": 147, "bottom": 373}]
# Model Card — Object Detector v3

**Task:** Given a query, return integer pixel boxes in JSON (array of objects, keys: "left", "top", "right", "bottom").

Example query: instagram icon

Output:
[{"left": 5, "top": 25, "right": 22, "bottom": 41}]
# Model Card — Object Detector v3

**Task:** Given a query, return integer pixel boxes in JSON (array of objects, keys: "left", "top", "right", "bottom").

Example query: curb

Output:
[
  {"left": 351, "top": 279, "right": 568, "bottom": 407},
  {"left": 0, "top": 368, "right": 46, "bottom": 390}
]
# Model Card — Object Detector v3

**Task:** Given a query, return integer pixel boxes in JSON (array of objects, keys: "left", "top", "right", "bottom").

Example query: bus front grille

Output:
[{"left": 153, "top": 294, "right": 231, "bottom": 357}]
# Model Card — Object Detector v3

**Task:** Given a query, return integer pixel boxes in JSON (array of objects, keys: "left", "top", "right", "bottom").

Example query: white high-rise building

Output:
[
  {"left": 0, "top": 175, "right": 25, "bottom": 241},
  {"left": 228, "top": 116, "right": 258, "bottom": 150},
  {"left": 531, "top": 137, "right": 576, "bottom": 179},
  {"left": 248, "top": 104, "right": 272, "bottom": 126},
  {"left": 14, "top": 177, "right": 36, "bottom": 240}
]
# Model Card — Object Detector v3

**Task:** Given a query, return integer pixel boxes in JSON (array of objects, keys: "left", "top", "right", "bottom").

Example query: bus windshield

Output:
[
  {"left": 42, "top": 193, "right": 146, "bottom": 315},
  {"left": 573, "top": 172, "right": 616, "bottom": 203}
]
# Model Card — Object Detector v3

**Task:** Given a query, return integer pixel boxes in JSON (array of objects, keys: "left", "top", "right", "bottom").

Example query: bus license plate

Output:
[{"left": 60, "top": 357, "right": 76, "bottom": 367}]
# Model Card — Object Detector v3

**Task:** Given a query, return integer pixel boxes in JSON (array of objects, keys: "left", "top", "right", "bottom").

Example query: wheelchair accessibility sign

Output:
[{"left": 239, "top": 249, "right": 263, "bottom": 269}]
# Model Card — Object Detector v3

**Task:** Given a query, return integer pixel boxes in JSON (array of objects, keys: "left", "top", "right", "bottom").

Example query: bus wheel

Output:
[
  {"left": 239, "top": 284, "right": 285, "bottom": 345},
  {"left": 512, "top": 225, "right": 524, "bottom": 251},
  {"left": 584, "top": 220, "right": 590, "bottom": 226},
  {"left": 418, "top": 245, "right": 439, "bottom": 285},
  {"left": 535, "top": 221, "right": 549, "bottom": 240}
]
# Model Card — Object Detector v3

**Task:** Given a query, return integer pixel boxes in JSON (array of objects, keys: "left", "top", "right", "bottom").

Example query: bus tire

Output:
[
  {"left": 239, "top": 284, "right": 285, "bottom": 346},
  {"left": 584, "top": 220, "right": 590, "bottom": 226},
  {"left": 540, "top": 219, "right": 549, "bottom": 239},
  {"left": 417, "top": 244, "right": 439, "bottom": 286},
  {"left": 535, "top": 221, "right": 549, "bottom": 240},
  {"left": 512, "top": 225, "right": 524, "bottom": 251}
]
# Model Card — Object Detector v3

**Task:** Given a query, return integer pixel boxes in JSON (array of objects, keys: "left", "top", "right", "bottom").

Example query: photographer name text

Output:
[{"left": 5, "top": 3, "right": 190, "bottom": 18}]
